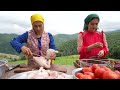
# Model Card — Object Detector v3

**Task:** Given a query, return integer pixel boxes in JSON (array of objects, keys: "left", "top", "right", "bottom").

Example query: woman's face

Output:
[
  {"left": 32, "top": 21, "right": 44, "bottom": 35},
  {"left": 87, "top": 18, "right": 99, "bottom": 32}
]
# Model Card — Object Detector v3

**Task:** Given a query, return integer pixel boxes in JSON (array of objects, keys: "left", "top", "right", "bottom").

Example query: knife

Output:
[
  {"left": 7, "top": 64, "right": 20, "bottom": 71},
  {"left": 32, "top": 53, "right": 41, "bottom": 57},
  {"left": 28, "top": 53, "right": 41, "bottom": 59}
]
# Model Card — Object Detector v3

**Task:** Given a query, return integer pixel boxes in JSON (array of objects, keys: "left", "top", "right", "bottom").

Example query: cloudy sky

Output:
[{"left": 0, "top": 11, "right": 120, "bottom": 35}]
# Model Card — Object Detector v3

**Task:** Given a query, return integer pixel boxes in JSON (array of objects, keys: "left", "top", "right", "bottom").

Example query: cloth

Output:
[
  {"left": 78, "top": 30, "right": 109, "bottom": 59},
  {"left": 27, "top": 29, "right": 50, "bottom": 56},
  {"left": 31, "top": 14, "right": 44, "bottom": 24},
  {"left": 27, "top": 30, "right": 50, "bottom": 66}
]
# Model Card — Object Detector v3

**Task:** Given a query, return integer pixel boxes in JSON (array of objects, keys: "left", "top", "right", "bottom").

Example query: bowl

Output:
[
  {"left": 79, "top": 59, "right": 108, "bottom": 68},
  {"left": 0, "top": 60, "right": 8, "bottom": 79},
  {"left": 72, "top": 68, "right": 83, "bottom": 79}
]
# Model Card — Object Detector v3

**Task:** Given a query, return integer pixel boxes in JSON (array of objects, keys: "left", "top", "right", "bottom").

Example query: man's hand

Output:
[{"left": 21, "top": 46, "right": 32, "bottom": 56}]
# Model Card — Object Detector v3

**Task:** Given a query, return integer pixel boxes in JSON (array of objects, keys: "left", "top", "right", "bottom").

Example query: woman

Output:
[
  {"left": 10, "top": 13, "right": 57, "bottom": 68},
  {"left": 77, "top": 13, "right": 109, "bottom": 59}
]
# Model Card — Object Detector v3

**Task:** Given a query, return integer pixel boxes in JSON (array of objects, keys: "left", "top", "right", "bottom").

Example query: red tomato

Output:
[
  {"left": 84, "top": 72, "right": 95, "bottom": 79},
  {"left": 80, "top": 75, "right": 92, "bottom": 79},
  {"left": 82, "top": 67, "right": 93, "bottom": 73},
  {"left": 114, "top": 70, "right": 120, "bottom": 79},
  {"left": 94, "top": 68, "right": 106, "bottom": 78},
  {"left": 94, "top": 78, "right": 99, "bottom": 79},
  {"left": 114, "top": 70, "right": 120, "bottom": 75},
  {"left": 89, "top": 66, "right": 93, "bottom": 72},
  {"left": 92, "top": 64, "right": 100, "bottom": 72},
  {"left": 100, "top": 66, "right": 111, "bottom": 71},
  {"left": 75, "top": 73, "right": 84, "bottom": 79},
  {"left": 102, "top": 71, "right": 119, "bottom": 79}
]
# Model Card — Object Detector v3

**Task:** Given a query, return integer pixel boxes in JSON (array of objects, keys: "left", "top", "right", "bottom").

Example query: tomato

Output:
[
  {"left": 84, "top": 72, "right": 95, "bottom": 79},
  {"left": 114, "top": 70, "right": 120, "bottom": 75},
  {"left": 94, "top": 68, "right": 106, "bottom": 78},
  {"left": 92, "top": 64, "right": 100, "bottom": 72},
  {"left": 89, "top": 66, "right": 93, "bottom": 72},
  {"left": 114, "top": 70, "right": 120, "bottom": 79},
  {"left": 100, "top": 66, "right": 111, "bottom": 71},
  {"left": 94, "top": 78, "right": 99, "bottom": 79},
  {"left": 75, "top": 73, "right": 84, "bottom": 79},
  {"left": 102, "top": 71, "right": 119, "bottom": 79},
  {"left": 80, "top": 75, "right": 92, "bottom": 79},
  {"left": 82, "top": 67, "right": 93, "bottom": 73}
]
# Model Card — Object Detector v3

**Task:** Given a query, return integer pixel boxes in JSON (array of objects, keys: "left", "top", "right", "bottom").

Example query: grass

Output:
[
  {"left": 54, "top": 55, "right": 79, "bottom": 66},
  {"left": 8, "top": 60, "right": 28, "bottom": 65},
  {"left": 8, "top": 55, "right": 79, "bottom": 66}
]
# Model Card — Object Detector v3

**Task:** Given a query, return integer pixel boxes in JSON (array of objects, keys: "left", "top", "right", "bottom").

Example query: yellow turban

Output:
[{"left": 31, "top": 14, "right": 44, "bottom": 24}]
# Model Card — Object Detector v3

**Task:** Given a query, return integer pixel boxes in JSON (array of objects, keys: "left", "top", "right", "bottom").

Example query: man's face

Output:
[{"left": 32, "top": 21, "right": 44, "bottom": 35}]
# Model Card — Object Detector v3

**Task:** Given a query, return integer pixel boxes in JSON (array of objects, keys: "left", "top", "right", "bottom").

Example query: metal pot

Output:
[
  {"left": 72, "top": 68, "right": 83, "bottom": 79},
  {"left": 0, "top": 60, "right": 8, "bottom": 79}
]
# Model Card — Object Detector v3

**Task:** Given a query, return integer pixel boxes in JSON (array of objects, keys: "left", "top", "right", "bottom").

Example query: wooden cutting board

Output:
[
  {"left": 14, "top": 64, "right": 67, "bottom": 73},
  {"left": 14, "top": 64, "right": 39, "bottom": 73},
  {"left": 49, "top": 64, "right": 67, "bottom": 73},
  {"left": 14, "top": 67, "right": 33, "bottom": 73}
]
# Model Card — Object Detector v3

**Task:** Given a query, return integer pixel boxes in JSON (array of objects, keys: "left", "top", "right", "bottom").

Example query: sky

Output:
[{"left": 0, "top": 11, "right": 120, "bottom": 35}]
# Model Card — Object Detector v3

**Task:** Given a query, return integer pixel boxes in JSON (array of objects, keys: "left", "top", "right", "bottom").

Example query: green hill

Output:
[
  {"left": 54, "top": 33, "right": 78, "bottom": 48},
  {"left": 57, "top": 38, "right": 77, "bottom": 56},
  {"left": 0, "top": 33, "right": 19, "bottom": 55},
  {"left": 105, "top": 31, "right": 120, "bottom": 59}
]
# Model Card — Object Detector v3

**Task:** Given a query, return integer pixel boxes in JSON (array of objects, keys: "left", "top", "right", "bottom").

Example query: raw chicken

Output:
[
  {"left": 27, "top": 67, "right": 49, "bottom": 79},
  {"left": 33, "top": 49, "right": 58, "bottom": 69},
  {"left": 26, "top": 67, "right": 71, "bottom": 79},
  {"left": 48, "top": 71, "right": 59, "bottom": 79},
  {"left": 33, "top": 56, "right": 51, "bottom": 69}
]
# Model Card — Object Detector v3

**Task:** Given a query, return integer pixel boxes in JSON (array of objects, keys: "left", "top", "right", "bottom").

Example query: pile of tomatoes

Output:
[{"left": 75, "top": 64, "right": 120, "bottom": 79}]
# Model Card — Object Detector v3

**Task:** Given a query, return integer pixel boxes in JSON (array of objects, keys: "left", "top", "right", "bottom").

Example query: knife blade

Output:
[{"left": 32, "top": 53, "right": 41, "bottom": 57}]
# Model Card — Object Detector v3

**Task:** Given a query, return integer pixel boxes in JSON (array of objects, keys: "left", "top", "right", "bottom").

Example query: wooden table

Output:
[{"left": 3, "top": 64, "right": 76, "bottom": 79}]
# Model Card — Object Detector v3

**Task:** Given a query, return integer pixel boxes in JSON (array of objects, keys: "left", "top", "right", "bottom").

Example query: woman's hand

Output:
[
  {"left": 49, "top": 52, "right": 56, "bottom": 60},
  {"left": 21, "top": 46, "right": 32, "bottom": 56},
  {"left": 97, "top": 50, "right": 104, "bottom": 58},
  {"left": 87, "top": 42, "right": 103, "bottom": 52},
  {"left": 93, "top": 42, "right": 103, "bottom": 48},
  {"left": 46, "top": 49, "right": 57, "bottom": 60}
]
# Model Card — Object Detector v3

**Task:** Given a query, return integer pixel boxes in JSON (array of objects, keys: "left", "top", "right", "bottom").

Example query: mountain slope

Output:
[
  {"left": 54, "top": 33, "right": 78, "bottom": 48},
  {"left": 0, "top": 33, "right": 19, "bottom": 55}
]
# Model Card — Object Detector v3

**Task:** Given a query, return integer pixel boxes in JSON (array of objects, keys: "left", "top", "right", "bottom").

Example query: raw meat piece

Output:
[
  {"left": 33, "top": 56, "right": 51, "bottom": 69},
  {"left": 26, "top": 67, "right": 69, "bottom": 79}
]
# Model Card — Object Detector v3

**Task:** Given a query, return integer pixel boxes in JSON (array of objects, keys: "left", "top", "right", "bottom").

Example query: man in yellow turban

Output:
[{"left": 10, "top": 13, "right": 57, "bottom": 68}]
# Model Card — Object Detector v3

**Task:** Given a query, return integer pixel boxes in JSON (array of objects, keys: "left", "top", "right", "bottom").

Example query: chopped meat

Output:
[
  {"left": 48, "top": 71, "right": 59, "bottom": 79},
  {"left": 26, "top": 67, "right": 70, "bottom": 79}
]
